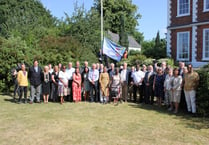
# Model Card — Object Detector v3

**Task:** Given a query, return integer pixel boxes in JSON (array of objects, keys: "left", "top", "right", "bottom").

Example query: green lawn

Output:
[{"left": 0, "top": 95, "right": 209, "bottom": 145}]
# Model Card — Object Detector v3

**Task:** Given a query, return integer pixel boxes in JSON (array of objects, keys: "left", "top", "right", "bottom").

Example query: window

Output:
[
  {"left": 204, "top": 0, "right": 209, "bottom": 12},
  {"left": 177, "top": 0, "right": 190, "bottom": 16},
  {"left": 203, "top": 29, "right": 209, "bottom": 60},
  {"left": 177, "top": 32, "right": 190, "bottom": 61}
]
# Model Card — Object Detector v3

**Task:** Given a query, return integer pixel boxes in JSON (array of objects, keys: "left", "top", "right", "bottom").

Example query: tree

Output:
[
  {"left": 93, "top": 0, "right": 141, "bottom": 34},
  {"left": 119, "top": 15, "right": 129, "bottom": 49},
  {"left": 142, "top": 31, "right": 166, "bottom": 59},
  {"left": 0, "top": 0, "right": 56, "bottom": 46},
  {"left": 0, "top": 36, "right": 33, "bottom": 91}
]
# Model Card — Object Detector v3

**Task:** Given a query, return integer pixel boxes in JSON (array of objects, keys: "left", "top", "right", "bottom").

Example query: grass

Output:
[{"left": 0, "top": 95, "right": 209, "bottom": 145}]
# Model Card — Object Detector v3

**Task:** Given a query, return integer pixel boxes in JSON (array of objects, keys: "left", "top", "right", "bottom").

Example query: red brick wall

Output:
[
  {"left": 171, "top": 27, "right": 192, "bottom": 61},
  {"left": 171, "top": 0, "right": 193, "bottom": 26},
  {"left": 196, "top": 24, "right": 209, "bottom": 61},
  {"left": 197, "top": 0, "right": 209, "bottom": 22}
]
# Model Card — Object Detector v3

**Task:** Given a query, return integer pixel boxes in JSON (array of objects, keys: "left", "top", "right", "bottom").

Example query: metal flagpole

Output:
[
  {"left": 101, "top": 0, "right": 103, "bottom": 43},
  {"left": 101, "top": 0, "right": 108, "bottom": 66}
]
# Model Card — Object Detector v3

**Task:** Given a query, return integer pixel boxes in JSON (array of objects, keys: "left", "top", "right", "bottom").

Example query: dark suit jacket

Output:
[
  {"left": 144, "top": 71, "right": 155, "bottom": 86},
  {"left": 28, "top": 66, "right": 42, "bottom": 86}
]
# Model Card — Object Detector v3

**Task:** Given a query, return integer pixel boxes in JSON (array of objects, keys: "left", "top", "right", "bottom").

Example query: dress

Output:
[
  {"left": 99, "top": 72, "right": 109, "bottom": 96},
  {"left": 154, "top": 74, "right": 165, "bottom": 98},
  {"left": 42, "top": 73, "right": 51, "bottom": 95},
  {"left": 51, "top": 71, "right": 59, "bottom": 101},
  {"left": 82, "top": 72, "right": 90, "bottom": 91},
  {"left": 72, "top": 73, "right": 82, "bottom": 101},
  {"left": 111, "top": 74, "right": 121, "bottom": 97}
]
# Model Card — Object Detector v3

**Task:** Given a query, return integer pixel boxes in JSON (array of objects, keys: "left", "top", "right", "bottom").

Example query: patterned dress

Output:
[{"left": 72, "top": 73, "right": 82, "bottom": 101}]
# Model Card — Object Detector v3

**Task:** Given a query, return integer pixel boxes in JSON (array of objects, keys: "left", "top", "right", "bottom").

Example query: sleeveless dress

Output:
[{"left": 72, "top": 73, "right": 82, "bottom": 101}]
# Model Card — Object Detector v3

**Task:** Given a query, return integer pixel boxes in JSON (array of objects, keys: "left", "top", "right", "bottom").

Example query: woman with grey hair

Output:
[{"left": 42, "top": 66, "right": 51, "bottom": 103}]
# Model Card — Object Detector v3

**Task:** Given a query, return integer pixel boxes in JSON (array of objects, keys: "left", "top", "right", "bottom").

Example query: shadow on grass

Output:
[{"left": 128, "top": 103, "right": 209, "bottom": 130}]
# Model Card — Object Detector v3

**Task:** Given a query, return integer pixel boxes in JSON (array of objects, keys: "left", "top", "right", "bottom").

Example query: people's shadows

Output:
[
  {"left": 128, "top": 103, "right": 209, "bottom": 130},
  {"left": 4, "top": 98, "right": 18, "bottom": 104}
]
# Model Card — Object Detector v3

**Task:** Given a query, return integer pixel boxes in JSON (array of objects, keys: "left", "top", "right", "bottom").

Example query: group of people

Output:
[{"left": 13, "top": 60, "right": 199, "bottom": 115}]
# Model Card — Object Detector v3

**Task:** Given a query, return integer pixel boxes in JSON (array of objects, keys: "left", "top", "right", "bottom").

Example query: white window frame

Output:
[
  {"left": 203, "top": 0, "right": 209, "bottom": 12},
  {"left": 177, "top": 31, "right": 190, "bottom": 61},
  {"left": 177, "top": 0, "right": 190, "bottom": 17},
  {"left": 203, "top": 29, "right": 209, "bottom": 60}
]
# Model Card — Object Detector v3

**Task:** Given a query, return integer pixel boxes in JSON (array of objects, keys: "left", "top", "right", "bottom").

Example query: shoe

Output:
[
  {"left": 168, "top": 107, "right": 173, "bottom": 111},
  {"left": 192, "top": 113, "right": 197, "bottom": 117},
  {"left": 173, "top": 110, "right": 178, "bottom": 114},
  {"left": 29, "top": 101, "right": 33, "bottom": 104}
]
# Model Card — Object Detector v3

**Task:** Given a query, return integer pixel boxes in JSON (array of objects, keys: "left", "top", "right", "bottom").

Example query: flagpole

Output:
[{"left": 101, "top": 0, "right": 103, "bottom": 44}]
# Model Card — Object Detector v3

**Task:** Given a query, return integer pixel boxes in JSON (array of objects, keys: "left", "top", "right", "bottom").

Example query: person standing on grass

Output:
[
  {"left": 81, "top": 67, "right": 90, "bottom": 101},
  {"left": 66, "top": 62, "right": 75, "bottom": 102},
  {"left": 171, "top": 68, "right": 182, "bottom": 114},
  {"left": 153, "top": 67, "right": 165, "bottom": 106},
  {"left": 132, "top": 65, "right": 145, "bottom": 103},
  {"left": 17, "top": 63, "right": 28, "bottom": 103},
  {"left": 120, "top": 62, "right": 129, "bottom": 102},
  {"left": 28, "top": 60, "right": 42, "bottom": 104},
  {"left": 128, "top": 66, "right": 135, "bottom": 101},
  {"left": 72, "top": 67, "right": 82, "bottom": 102},
  {"left": 51, "top": 66, "right": 59, "bottom": 102},
  {"left": 58, "top": 65, "right": 69, "bottom": 104},
  {"left": 164, "top": 68, "right": 173, "bottom": 108},
  {"left": 42, "top": 66, "right": 51, "bottom": 103},
  {"left": 110, "top": 68, "right": 121, "bottom": 103},
  {"left": 144, "top": 65, "right": 155, "bottom": 104},
  {"left": 183, "top": 64, "right": 199, "bottom": 116},
  {"left": 99, "top": 66, "right": 110, "bottom": 104},
  {"left": 88, "top": 63, "right": 99, "bottom": 102}
]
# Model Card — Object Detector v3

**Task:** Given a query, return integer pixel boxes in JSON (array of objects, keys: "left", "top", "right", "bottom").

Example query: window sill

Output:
[
  {"left": 203, "top": 9, "right": 209, "bottom": 13},
  {"left": 176, "top": 13, "right": 190, "bottom": 18}
]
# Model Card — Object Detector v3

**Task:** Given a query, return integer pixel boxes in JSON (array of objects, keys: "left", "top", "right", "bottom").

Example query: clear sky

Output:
[{"left": 40, "top": 0, "right": 167, "bottom": 41}]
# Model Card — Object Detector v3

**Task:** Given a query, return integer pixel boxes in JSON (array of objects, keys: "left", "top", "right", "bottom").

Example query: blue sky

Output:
[{"left": 40, "top": 0, "right": 167, "bottom": 41}]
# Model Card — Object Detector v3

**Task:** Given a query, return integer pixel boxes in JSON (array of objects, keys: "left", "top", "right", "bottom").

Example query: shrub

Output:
[{"left": 196, "top": 65, "right": 209, "bottom": 117}]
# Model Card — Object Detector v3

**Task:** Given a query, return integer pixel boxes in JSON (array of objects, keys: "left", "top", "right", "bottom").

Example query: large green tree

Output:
[
  {"left": 93, "top": 0, "right": 141, "bottom": 34},
  {"left": 0, "top": 0, "right": 56, "bottom": 46}
]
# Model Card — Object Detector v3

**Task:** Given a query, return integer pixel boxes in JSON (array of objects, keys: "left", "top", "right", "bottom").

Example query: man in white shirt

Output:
[
  {"left": 133, "top": 65, "right": 145, "bottom": 103},
  {"left": 88, "top": 63, "right": 99, "bottom": 102},
  {"left": 66, "top": 62, "right": 75, "bottom": 101},
  {"left": 120, "top": 62, "right": 129, "bottom": 102}
]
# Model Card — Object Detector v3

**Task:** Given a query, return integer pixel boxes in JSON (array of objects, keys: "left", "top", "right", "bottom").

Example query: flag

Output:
[{"left": 102, "top": 37, "right": 126, "bottom": 62}]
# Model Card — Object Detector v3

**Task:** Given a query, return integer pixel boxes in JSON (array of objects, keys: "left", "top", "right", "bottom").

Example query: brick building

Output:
[{"left": 167, "top": 0, "right": 209, "bottom": 67}]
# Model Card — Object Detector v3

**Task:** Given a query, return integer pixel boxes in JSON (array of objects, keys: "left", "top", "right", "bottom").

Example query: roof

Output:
[{"left": 107, "top": 30, "right": 141, "bottom": 48}]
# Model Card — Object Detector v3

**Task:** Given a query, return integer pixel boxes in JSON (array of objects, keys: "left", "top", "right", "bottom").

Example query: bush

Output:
[{"left": 196, "top": 65, "right": 209, "bottom": 117}]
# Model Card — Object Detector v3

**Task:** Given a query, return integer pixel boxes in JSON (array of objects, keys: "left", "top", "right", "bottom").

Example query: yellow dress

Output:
[{"left": 99, "top": 72, "right": 109, "bottom": 96}]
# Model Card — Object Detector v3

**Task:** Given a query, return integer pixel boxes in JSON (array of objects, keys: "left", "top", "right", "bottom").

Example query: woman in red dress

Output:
[{"left": 72, "top": 67, "right": 82, "bottom": 102}]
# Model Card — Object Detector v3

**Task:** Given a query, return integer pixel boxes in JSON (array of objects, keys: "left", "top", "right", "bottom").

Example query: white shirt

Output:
[
  {"left": 120, "top": 69, "right": 127, "bottom": 82},
  {"left": 66, "top": 67, "right": 75, "bottom": 80},
  {"left": 49, "top": 69, "right": 54, "bottom": 74},
  {"left": 58, "top": 71, "right": 69, "bottom": 86},
  {"left": 133, "top": 70, "right": 145, "bottom": 85},
  {"left": 88, "top": 69, "right": 99, "bottom": 82}
]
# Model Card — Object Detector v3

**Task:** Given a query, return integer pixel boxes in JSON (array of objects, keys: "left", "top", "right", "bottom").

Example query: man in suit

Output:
[
  {"left": 128, "top": 66, "right": 135, "bottom": 101},
  {"left": 28, "top": 60, "right": 42, "bottom": 103},
  {"left": 120, "top": 62, "right": 129, "bottom": 102},
  {"left": 144, "top": 65, "right": 155, "bottom": 104}
]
